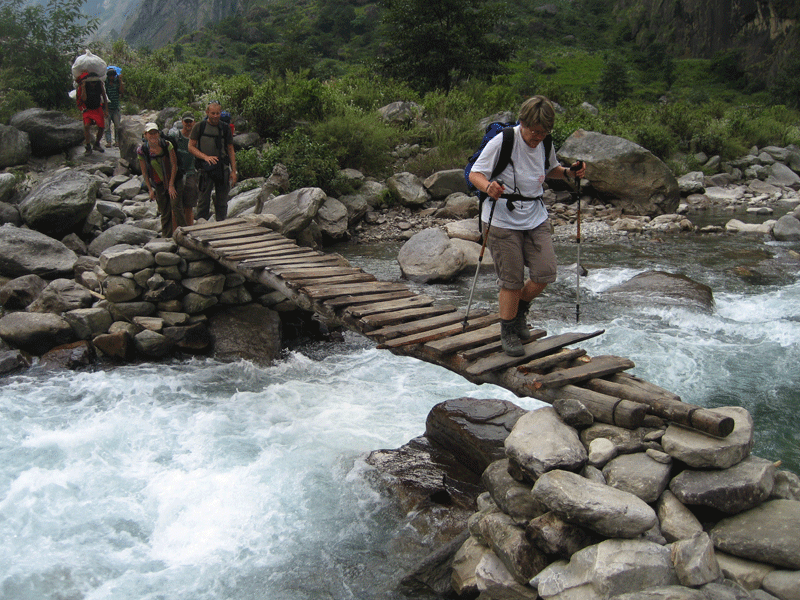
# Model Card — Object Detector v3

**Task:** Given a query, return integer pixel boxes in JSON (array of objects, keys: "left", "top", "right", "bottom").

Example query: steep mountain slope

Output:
[
  {"left": 118, "top": 0, "right": 241, "bottom": 49},
  {"left": 614, "top": 0, "right": 798, "bottom": 80}
]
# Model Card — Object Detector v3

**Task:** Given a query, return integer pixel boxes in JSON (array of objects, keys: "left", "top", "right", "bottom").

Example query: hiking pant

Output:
[
  {"left": 152, "top": 184, "right": 173, "bottom": 238},
  {"left": 172, "top": 174, "right": 198, "bottom": 231},
  {"left": 104, "top": 108, "right": 121, "bottom": 145},
  {"left": 197, "top": 166, "right": 230, "bottom": 221}
]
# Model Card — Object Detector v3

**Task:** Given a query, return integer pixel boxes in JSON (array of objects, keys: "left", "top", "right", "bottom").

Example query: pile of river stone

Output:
[
  {"left": 385, "top": 398, "right": 800, "bottom": 600},
  {"left": 0, "top": 231, "right": 290, "bottom": 372}
]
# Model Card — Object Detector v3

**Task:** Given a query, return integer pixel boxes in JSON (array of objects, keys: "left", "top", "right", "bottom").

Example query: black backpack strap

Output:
[
  {"left": 543, "top": 134, "right": 553, "bottom": 172},
  {"left": 490, "top": 127, "right": 515, "bottom": 182}
]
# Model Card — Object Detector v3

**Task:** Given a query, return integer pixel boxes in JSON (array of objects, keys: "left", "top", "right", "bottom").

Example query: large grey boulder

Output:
[
  {"left": 0, "top": 226, "right": 77, "bottom": 278},
  {"left": 315, "top": 196, "right": 349, "bottom": 241},
  {"left": 482, "top": 459, "right": 546, "bottom": 523},
  {"left": 671, "top": 532, "right": 722, "bottom": 588},
  {"left": 88, "top": 224, "right": 159, "bottom": 257},
  {"left": 259, "top": 187, "right": 327, "bottom": 238},
  {"left": 772, "top": 214, "right": 800, "bottom": 241},
  {"left": 601, "top": 270, "right": 714, "bottom": 313},
  {"left": 387, "top": 172, "right": 430, "bottom": 207},
  {"left": 0, "top": 274, "right": 48, "bottom": 309},
  {"left": 532, "top": 469, "right": 658, "bottom": 538},
  {"left": 711, "top": 500, "right": 800, "bottom": 569},
  {"left": 475, "top": 510, "right": 549, "bottom": 584},
  {"left": 505, "top": 407, "right": 587, "bottom": 479},
  {"left": 397, "top": 227, "right": 465, "bottom": 283},
  {"left": 558, "top": 130, "right": 680, "bottom": 216},
  {"left": 0, "top": 311, "right": 75, "bottom": 354},
  {"left": 119, "top": 115, "right": 148, "bottom": 172},
  {"left": 0, "top": 124, "right": 32, "bottom": 168},
  {"left": 765, "top": 163, "right": 800, "bottom": 189},
  {"left": 99, "top": 245, "right": 156, "bottom": 275},
  {"left": 669, "top": 455, "right": 775, "bottom": 514},
  {"left": 227, "top": 187, "right": 261, "bottom": 218},
  {"left": 424, "top": 169, "right": 469, "bottom": 199},
  {"left": 18, "top": 170, "right": 99, "bottom": 236},
  {"left": 657, "top": 490, "right": 704, "bottom": 543},
  {"left": 475, "top": 551, "right": 538, "bottom": 600},
  {"left": 532, "top": 539, "right": 678, "bottom": 600},
  {"left": 9, "top": 108, "right": 84, "bottom": 156},
  {"left": 26, "top": 279, "right": 94, "bottom": 314}
]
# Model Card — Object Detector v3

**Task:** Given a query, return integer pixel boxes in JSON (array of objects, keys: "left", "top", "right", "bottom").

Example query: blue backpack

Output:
[{"left": 464, "top": 121, "right": 517, "bottom": 200}]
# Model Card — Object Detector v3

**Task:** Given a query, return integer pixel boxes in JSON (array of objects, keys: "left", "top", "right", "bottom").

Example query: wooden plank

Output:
[
  {"left": 378, "top": 313, "right": 501, "bottom": 349},
  {"left": 304, "top": 281, "right": 409, "bottom": 300},
  {"left": 324, "top": 290, "right": 418, "bottom": 309},
  {"left": 606, "top": 372, "right": 683, "bottom": 403},
  {"left": 516, "top": 348, "right": 588, "bottom": 374},
  {"left": 360, "top": 305, "right": 457, "bottom": 329},
  {"left": 369, "top": 311, "right": 490, "bottom": 342},
  {"left": 288, "top": 273, "right": 376, "bottom": 287},
  {"left": 180, "top": 218, "right": 249, "bottom": 233},
  {"left": 466, "top": 330, "right": 605, "bottom": 376},
  {"left": 458, "top": 329, "right": 547, "bottom": 361},
  {"left": 208, "top": 238, "right": 296, "bottom": 251},
  {"left": 228, "top": 248, "right": 320, "bottom": 262},
  {"left": 242, "top": 255, "right": 344, "bottom": 268},
  {"left": 424, "top": 323, "right": 502, "bottom": 356},
  {"left": 277, "top": 267, "right": 367, "bottom": 279},
  {"left": 202, "top": 230, "right": 284, "bottom": 243},
  {"left": 530, "top": 355, "right": 635, "bottom": 389},
  {"left": 344, "top": 295, "right": 434, "bottom": 318}
]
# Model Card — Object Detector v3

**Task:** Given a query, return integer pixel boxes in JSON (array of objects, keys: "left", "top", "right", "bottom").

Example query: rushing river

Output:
[{"left": 1, "top": 208, "right": 799, "bottom": 599}]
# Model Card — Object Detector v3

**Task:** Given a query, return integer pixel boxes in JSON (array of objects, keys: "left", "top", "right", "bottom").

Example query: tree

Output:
[
  {"left": 378, "top": 0, "right": 512, "bottom": 92},
  {"left": 598, "top": 53, "right": 632, "bottom": 106},
  {"left": 0, "top": 0, "right": 98, "bottom": 110}
]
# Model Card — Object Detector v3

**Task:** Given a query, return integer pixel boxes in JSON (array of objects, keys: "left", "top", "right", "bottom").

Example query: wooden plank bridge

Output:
[{"left": 174, "top": 219, "right": 733, "bottom": 439}]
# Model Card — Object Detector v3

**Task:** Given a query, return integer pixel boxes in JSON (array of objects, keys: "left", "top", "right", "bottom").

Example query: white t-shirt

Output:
[{"left": 472, "top": 125, "right": 559, "bottom": 230}]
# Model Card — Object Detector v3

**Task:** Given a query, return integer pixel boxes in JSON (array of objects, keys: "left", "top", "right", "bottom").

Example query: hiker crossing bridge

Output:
[{"left": 174, "top": 218, "right": 733, "bottom": 439}]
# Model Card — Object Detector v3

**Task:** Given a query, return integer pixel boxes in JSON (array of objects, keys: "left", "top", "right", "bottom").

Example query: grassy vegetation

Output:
[{"left": 1, "top": 0, "right": 798, "bottom": 194}]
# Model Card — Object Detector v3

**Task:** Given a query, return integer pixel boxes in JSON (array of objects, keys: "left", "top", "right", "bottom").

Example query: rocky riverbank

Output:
[{"left": 370, "top": 396, "right": 800, "bottom": 600}]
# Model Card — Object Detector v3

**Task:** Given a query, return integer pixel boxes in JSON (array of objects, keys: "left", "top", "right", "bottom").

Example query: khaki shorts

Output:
[{"left": 487, "top": 221, "right": 557, "bottom": 290}]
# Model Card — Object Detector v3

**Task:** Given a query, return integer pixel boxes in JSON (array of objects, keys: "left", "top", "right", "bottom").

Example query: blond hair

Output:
[{"left": 519, "top": 96, "right": 555, "bottom": 131}]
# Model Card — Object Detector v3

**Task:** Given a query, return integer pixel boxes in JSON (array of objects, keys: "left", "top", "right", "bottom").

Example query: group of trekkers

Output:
[
  {"left": 80, "top": 81, "right": 581, "bottom": 359},
  {"left": 78, "top": 77, "right": 238, "bottom": 241}
]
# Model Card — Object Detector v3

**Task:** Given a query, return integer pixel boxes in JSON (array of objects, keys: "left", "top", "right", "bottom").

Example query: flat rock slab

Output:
[
  {"left": 669, "top": 456, "right": 775, "bottom": 514},
  {"left": 711, "top": 499, "right": 800, "bottom": 569},
  {"left": 602, "top": 452, "right": 672, "bottom": 503},
  {"left": 661, "top": 406, "right": 753, "bottom": 469},
  {"left": 532, "top": 469, "right": 657, "bottom": 538}
]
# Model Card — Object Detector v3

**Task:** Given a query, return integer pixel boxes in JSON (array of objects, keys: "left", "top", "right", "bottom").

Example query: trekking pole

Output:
[
  {"left": 463, "top": 187, "right": 499, "bottom": 330},
  {"left": 572, "top": 163, "right": 584, "bottom": 323}
]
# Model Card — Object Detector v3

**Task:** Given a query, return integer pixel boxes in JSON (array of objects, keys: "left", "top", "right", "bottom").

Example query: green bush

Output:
[
  {"left": 633, "top": 122, "right": 675, "bottom": 159},
  {"left": 0, "top": 89, "right": 35, "bottom": 124},
  {"left": 310, "top": 106, "right": 395, "bottom": 174}
]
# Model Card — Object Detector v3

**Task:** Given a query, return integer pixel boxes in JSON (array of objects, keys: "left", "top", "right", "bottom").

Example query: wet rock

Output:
[
  {"left": 208, "top": 303, "right": 281, "bottom": 365},
  {"left": 64, "top": 307, "right": 113, "bottom": 340},
  {"left": 133, "top": 329, "right": 173, "bottom": 357},
  {"left": 772, "top": 214, "right": 800, "bottom": 241},
  {"left": 602, "top": 270, "right": 714, "bottom": 313},
  {"left": 0, "top": 349, "right": 31, "bottom": 375},
  {"left": 425, "top": 397, "right": 526, "bottom": 476},
  {"left": 39, "top": 341, "right": 96, "bottom": 370},
  {"left": 92, "top": 330, "right": 132, "bottom": 359}
]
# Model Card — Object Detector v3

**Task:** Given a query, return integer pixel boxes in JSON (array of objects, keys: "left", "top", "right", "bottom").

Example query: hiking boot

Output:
[
  {"left": 501, "top": 320, "right": 524, "bottom": 357},
  {"left": 514, "top": 300, "right": 532, "bottom": 340},
  {"left": 93, "top": 142, "right": 105, "bottom": 153},
  {"left": 84, "top": 144, "right": 92, "bottom": 154}
]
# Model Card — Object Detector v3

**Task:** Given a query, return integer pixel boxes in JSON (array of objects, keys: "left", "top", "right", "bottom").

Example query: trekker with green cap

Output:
[{"left": 468, "top": 95, "right": 585, "bottom": 356}]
